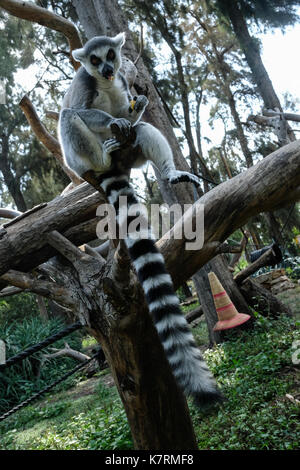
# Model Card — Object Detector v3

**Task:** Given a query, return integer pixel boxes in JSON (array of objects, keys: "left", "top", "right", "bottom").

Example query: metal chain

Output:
[
  {"left": 0, "top": 321, "right": 83, "bottom": 372},
  {"left": 0, "top": 351, "right": 99, "bottom": 422}
]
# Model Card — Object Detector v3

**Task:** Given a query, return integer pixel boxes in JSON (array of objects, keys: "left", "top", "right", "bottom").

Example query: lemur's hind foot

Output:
[{"left": 166, "top": 170, "right": 202, "bottom": 188}]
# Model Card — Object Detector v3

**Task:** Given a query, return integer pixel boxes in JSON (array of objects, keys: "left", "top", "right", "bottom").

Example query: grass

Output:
[{"left": 0, "top": 293, "right": 299, "bottom": 450}]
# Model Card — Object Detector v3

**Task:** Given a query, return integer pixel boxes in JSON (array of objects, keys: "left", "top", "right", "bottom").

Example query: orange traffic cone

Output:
[{"left": 208, "top": 272, "right": 251, "bottom": 331}]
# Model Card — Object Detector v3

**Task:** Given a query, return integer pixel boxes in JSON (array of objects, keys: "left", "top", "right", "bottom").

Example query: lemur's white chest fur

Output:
[{"left": 92, "top": 76, "right": 128, "bottom": 117}]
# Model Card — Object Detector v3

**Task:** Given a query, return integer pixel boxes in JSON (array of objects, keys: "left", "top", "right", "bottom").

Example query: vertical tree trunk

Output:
[
  {"left": 90, "top": 293, "right": 198, "bottom": 450},
  {"left": 195, "top": 91, "right": 210, "bottom": 192},
  {"left": 263, "top": 212, "right": 285, "bottom": 246},
  {"left": 36, "top": 295, "right": 49, "bottom": 322},
  {"left": 0, "top": 135, "right": 27, "bottom": 212},
  {"left": 225, "top": 1, "right": 295, "bottom": 141},
  {"left": 225, "top": 2, "right": 281, "bottom": 110},
  {"left": 227, "top": 92, "right": 253, "bottom": 167},
  {"left": 193, "top": 268, "right": 221, "bottom": 346},
  {"left": 182, "top": 281, "right": 193, "bottom": 298}
]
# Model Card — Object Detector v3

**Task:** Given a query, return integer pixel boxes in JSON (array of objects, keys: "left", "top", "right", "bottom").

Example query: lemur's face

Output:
[{"left": 72, "top": 33, "right": 125, "bottom": 83}]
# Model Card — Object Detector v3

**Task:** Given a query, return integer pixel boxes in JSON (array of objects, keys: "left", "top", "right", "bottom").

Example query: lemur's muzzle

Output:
[{"left": 102, "top": 64, "right": 114, "bottom": 80}]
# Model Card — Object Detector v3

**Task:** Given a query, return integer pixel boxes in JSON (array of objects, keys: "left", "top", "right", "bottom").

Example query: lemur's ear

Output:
[
  {"left": 72, "top": 48, "right": 86, "bottom": 63},
  {"left": 113, "top": 32, "right": 126, "bottom": 48}
]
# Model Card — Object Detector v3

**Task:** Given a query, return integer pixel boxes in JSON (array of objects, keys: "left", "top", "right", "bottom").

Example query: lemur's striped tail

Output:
[{"left": 100, "top": 169, "right": 222, "bottom": 406}]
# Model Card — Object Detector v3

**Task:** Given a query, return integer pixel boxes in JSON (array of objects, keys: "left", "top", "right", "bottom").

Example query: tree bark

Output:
[
  {"left": 36, "top": 295, "right": 49, "bottom": 322},
  {"left": 193, "top": 267, "right": 221, "bottom": 346},
  {"left": 186, "top": 305, "right": 203, "bottom": 324},
  {"left": 234, "top": 247, "right": 281, "bottom": 286},
  {"left": 240, "top": 278, "right": 292, "bottom": 317},
  {"left": 263, "top": 212, "right": 285, "bottom": 246}
]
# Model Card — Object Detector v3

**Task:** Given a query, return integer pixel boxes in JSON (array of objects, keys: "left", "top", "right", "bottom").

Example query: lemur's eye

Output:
[
  {"left": 106, "top": 49, "right": 115, "bottom": 61},
  {"left": 90, "top": 55, "right": 102, "bottom": 66}
]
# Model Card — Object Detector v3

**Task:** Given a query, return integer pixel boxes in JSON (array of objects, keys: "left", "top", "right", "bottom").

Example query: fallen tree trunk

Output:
[
  {"left": 234, "top": 246, "right": 281, "bottom": 285},
  {"left": 158, "top": 139, "right": 300, "bottom": 289},
  {"left": 186, "top": 306, "right": 203, "bottom": 323},
  {"left": 240, "top": 278, "right": 292, "bottom": 317}
]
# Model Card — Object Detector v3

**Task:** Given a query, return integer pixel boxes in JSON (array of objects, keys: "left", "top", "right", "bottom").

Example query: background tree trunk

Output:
[{"left": 0, "top": 135, "right": 27, "bottom": 212}]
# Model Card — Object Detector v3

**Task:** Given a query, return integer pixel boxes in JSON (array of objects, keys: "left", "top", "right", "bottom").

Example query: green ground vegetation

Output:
[{"left": 0, "top": 289, "right": 299, "bottom": 450}]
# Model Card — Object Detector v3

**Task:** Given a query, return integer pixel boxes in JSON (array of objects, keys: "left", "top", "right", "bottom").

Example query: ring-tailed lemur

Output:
[{"left": 58, "top": 32, "right": 222, "bottom": 406}]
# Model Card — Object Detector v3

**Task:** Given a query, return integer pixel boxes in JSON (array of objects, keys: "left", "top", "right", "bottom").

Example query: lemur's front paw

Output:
[
  {"left": 133, "top": 95, "right": 149, "bottom": 113},
  {"left": 103, "top": 138, "right": 121, "bottom": 154},
  {"left": 110, "top": 118, "right": 132, "bottom": 144}
]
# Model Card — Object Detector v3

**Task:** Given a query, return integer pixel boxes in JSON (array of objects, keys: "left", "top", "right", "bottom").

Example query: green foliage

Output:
[
  {"left": 233, "top": 255, "right": 249, "bottom": 275},
  {"left": 0, "top": 387, "right": 132, "bottom": 450},
  {"left": 0, "top": 292, "right": 40, "bottom": 325},
  {"left": 1, "top": 311, "right": 299, "bottom": 450},
  {"left": 81, "top": 336, "right": 98, "bottom": 349},
  {"left": 0, "top": 314, "right": 82, "bottom": 413},
  {"left": 191, "top": 314, "right": 300, "bottom": 450},
  {"left": 282, "top": 256, "right": 300, "bottom": 280},
  {"left": 176, "top": 286, "right": 186, "bottom": 303}
]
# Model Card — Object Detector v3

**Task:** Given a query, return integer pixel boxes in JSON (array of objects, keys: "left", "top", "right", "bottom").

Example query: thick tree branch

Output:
[
  {"left": 19, "top": 95, "right": 82, "bottom": 185},
  {"left": 47, "top": 230, "right": 91, "bottom": 265},
  {"left": 158, "top": 139, "right": 300, "bottom": 289},
  {"left": 0, "top": 269, "right": 76, "bottom": 308},
  {"left": 0, "top": 182, "right": 103, "bottom": 286},
  {"left": 47, "top": 230, "right": 105, "bottom": 279},
  {"left": 0, "top": 0, "right": 82, "bottom": 70},
  {"left": 234, "top": 247, "right": 279, "bottom": 285}
]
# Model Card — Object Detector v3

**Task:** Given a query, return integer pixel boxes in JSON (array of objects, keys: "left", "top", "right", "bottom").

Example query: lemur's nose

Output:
[{"left": 102, "top": 63, "right": 114, "bottom": 79}]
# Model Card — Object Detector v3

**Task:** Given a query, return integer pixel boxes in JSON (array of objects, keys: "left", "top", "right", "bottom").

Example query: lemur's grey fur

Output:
[
  {"left": 58, "top": 33, "right": 221, "bottom": 406},
  {"left": 58, "top": 32, "right": 201, "bottom": 185}
]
